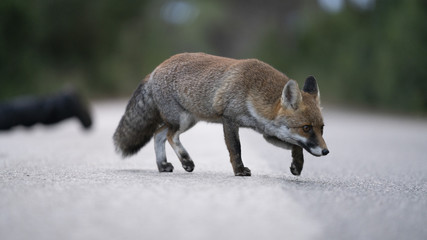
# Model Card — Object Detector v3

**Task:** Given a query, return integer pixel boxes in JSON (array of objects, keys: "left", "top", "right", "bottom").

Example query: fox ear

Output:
[
  {"left": 303, "top": 76, "right": 318, "bottom": 95},
  {"left": 281, "top": 80, "right": 302, "bottom": 110}
]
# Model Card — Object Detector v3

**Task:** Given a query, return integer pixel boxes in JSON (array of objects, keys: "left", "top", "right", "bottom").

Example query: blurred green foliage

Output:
[
  {"left": 0, "top": 0, "right": 149, "bottom": 98},
  {"left": 0, "top": 0, "right": 426, "bottom": 112}
]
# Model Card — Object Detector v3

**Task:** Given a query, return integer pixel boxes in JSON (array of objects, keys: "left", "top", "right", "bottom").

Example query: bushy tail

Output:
[{"left": 113, "top": 81, "right": 161, "bottom": 157}]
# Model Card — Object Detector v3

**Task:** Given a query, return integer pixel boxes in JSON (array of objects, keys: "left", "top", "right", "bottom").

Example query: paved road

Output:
[{"left": 1, "top": 101, "right": 426, "bottom": 240}]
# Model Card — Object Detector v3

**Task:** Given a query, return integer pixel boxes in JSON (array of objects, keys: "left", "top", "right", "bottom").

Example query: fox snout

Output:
[
  {"left": 304, "top": 135, "right": 329, "bottom": 157},
  {"left": 317, "top": 135, "right": 329, "bottom": 156},
  {"left": 292, "top": 134, "right": 329, "bottom": 157},
  {"left": 305, "top": 144, "right": 329, "bottom": 157},
  {"left": 305, "top": 146, "right": 329, "bottom": 157}
]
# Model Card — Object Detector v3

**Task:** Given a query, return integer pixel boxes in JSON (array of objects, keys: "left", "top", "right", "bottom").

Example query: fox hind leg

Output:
[
  {"left": 167, "top": 113, "right": 196, "bottom": 172},
  {"left": 167, "top": 129, "right": 195, "bottom": 172},
  {"left": 154, "top": 125, "right": 174, "bottom": 172}
]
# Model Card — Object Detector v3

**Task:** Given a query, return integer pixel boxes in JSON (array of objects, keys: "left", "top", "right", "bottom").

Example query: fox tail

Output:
[{"left": 113, "top": 81, "right": 161, "bottom": 157}]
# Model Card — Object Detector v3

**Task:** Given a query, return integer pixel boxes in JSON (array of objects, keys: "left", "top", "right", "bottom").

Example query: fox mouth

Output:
[
  {"left": 267, "top": 136, "right": 329, "bottom": 157},
  {"left": 307, "top": 149, "right": 322, "bottom": 157},
  {"left": 297, "top": 141, "right": 329, "bottom": 157}
]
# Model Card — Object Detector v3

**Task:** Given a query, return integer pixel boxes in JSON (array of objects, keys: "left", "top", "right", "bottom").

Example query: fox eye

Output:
[
  {"left": 321, "top": 126, "right": 324, "bottom": 135},
  {"left": 302, "top": 125, "right": 312, "bottom": 132}
]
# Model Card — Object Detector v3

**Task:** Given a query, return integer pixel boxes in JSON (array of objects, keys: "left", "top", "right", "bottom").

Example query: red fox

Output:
[{"left": 113, "top": 53, "right": 329, "bottom": 176}]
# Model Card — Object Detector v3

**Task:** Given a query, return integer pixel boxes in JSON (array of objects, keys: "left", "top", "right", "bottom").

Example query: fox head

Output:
[{"left": 274, "top": 76, "right": 329, "bottom": 157}]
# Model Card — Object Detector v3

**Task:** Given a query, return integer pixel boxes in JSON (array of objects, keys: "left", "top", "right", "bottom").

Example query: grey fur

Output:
[{"left": 113, "top": 81, "right": 161, "bottom": 157}]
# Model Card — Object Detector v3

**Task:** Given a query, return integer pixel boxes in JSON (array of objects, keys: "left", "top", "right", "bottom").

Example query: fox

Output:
[{"left": 113, "top": 52, "right": 329, "bottom": 176}]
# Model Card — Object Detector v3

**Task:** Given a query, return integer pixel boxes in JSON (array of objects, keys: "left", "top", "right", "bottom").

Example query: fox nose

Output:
[{"left": 322, "top": 149, "right": 329, "bottom": 156}]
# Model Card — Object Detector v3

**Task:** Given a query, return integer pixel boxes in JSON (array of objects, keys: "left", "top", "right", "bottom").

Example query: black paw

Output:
[
  {"left": 182, "top": 160, "right": 195, "bottom": 172},
  {"left": 235, "top": 167, "right": 251, "bottom": 176},
  {"left": 290, "top": 162, "right": 302, "bottom": 176},
  {"left": 158, "top": 162, "right": 174, "bottom": 172}
]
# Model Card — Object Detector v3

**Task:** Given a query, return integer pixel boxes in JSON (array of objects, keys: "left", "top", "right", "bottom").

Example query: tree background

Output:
[{"left": 1, "top": 0, "right": 426, "bottom": 113}]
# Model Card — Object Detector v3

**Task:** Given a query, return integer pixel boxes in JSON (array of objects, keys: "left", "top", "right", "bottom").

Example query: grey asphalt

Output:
[{"left": 1, "top": 101, "right": 426, "bottom": 240}]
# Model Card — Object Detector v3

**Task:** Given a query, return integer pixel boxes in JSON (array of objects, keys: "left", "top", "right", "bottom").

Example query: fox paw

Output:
[
  {"left": 158, "top": 162, "right": 174, "bottom": 172},
  {"left": 290, "top": 163, "right": 302, "bottom": 176},
  {"left": 235, "top": 167, "right": 251, "bottom": 177},
  {"left": 182, "top": 160, "right": 195, "bottom": 172}
]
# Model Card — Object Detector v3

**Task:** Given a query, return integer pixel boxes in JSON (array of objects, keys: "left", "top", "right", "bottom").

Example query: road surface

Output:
[{"left": 1, "top": 101, "right": 426, "bottom": 240}]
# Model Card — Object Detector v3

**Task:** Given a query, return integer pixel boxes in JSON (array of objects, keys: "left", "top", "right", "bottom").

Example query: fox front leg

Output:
[
  {"left": 290, "top": 145, "right": 304, "bottom": 176},
  {"left": 222, "top": 118, "right": 251, "bottom": 176},
  {"left": 262, "top": 135, "right": 303, "bottom": 175}
]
